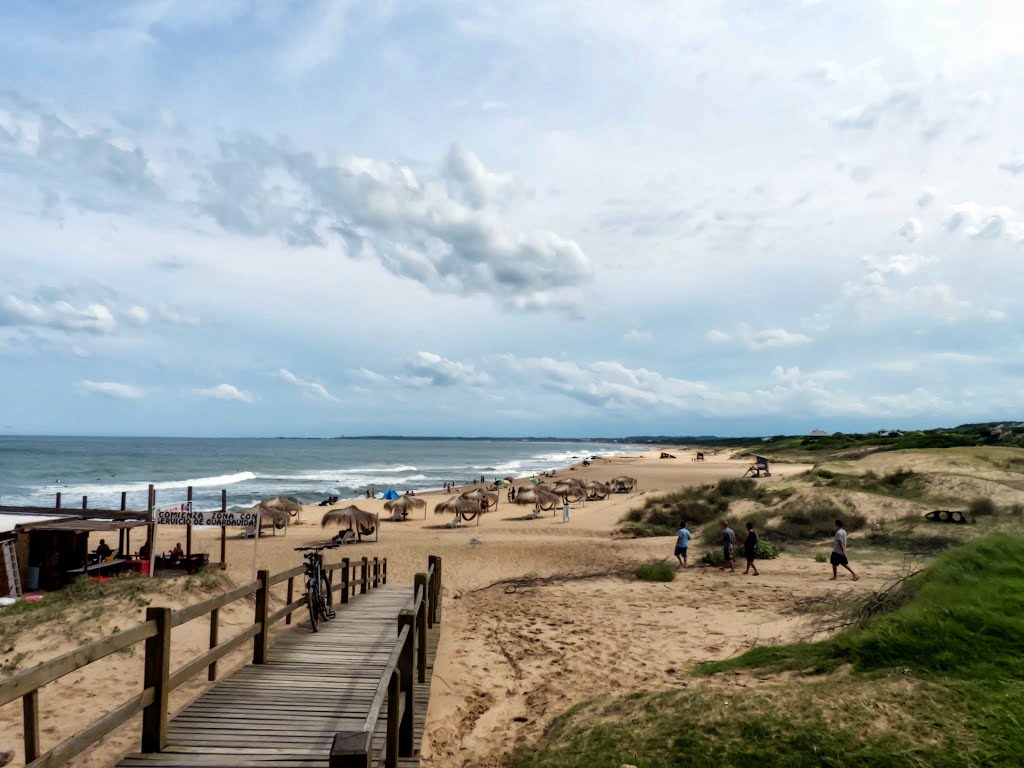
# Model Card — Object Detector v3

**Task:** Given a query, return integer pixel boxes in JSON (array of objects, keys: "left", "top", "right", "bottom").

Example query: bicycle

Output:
[{"left": 294, "top": 543, "right": 339, "bottom": 631}]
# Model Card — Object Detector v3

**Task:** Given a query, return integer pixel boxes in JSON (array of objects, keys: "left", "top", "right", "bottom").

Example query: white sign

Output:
[{"left": 154, "top": 502, "right": 258, "bottom": 527}]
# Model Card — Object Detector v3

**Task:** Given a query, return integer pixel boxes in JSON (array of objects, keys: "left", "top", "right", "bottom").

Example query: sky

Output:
[{"left": 1, "top": 0, "right": 1022, "bottom": 438}]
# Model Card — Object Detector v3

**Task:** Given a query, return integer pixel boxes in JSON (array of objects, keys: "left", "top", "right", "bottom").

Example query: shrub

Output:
[
  {"left": 882, "top": 468, "right": 917, "bottom": 487},
  {"left": 814, "top": 553, "right": 828, "bottom": 563},
  {"left": 767, "top": 500, "right": 865, "bottom": 541},
  {"left": 815, "top": 469, "right": 837, "bottom": 480},
  {"left": 968, "top": 497, "right": 997, "bottom": 517},
  {"left": 702, "top": 550, "right": 725, "bottom": 566},
  {"left": 754, "top": 540, "right": 780, "bottom": 560},
  {"left": 635, "top": 562, "right": 675, "bottom": 582}
]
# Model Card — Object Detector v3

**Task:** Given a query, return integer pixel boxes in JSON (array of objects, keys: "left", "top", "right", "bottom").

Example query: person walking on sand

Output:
[
  {"left": 562, "top": 499, "right": 571, "bottom": 523},
  {"left": 742, "top": 522, "right": 760, "bottom": 576},
  {"left": 674, "top": 520, "right": 691, "bottom": 568},
  {"left": 830, "top": 519, "right": 859, "bottom": 581},
  {"left": 721, "top": 521, "right": 736, "bottom": 572}
]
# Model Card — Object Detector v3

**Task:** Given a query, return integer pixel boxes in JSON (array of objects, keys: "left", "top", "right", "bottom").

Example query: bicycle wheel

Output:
[
  {"left": 320, "top": 573, "right": 333, "bottom": 618},
  {"left": 306, "top": 583, "right": 319, "bottom": 632}
]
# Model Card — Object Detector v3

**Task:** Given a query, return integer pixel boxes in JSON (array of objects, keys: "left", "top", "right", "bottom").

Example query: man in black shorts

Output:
[{"left": 830, "top": 519, "right": 859, "bottom": 581}]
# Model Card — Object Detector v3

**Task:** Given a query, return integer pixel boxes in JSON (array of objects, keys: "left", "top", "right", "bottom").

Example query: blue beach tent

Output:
[{"left": 382, "top": 488, "right": 400, "bottom": 500}]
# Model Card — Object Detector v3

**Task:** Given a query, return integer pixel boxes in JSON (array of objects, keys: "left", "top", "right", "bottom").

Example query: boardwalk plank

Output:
[{"left": 116, "top": 585, "right": 439, "bottom": 768}]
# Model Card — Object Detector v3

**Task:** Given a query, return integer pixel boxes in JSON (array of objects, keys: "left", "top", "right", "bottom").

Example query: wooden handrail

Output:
[
  {"left": 361, "top": 624, "right": 411, "bottom": 733},
  {"left": 1, "top": 552, "right": 406, "bottom": 768},
  {"left": 25, "top": 688, "right": 155, "bottom": 768},
  {"left": 0, "top": 621, "right": 157, "bottom": 707},
  {"left": 170, "top": 579, "right": 260, "bottom": 628},
  {"left": 168, "top": 624, "right": 261, "bottom": 691},
  {"left": 269, "top": 564, "right": 305, "bottom": 586}
]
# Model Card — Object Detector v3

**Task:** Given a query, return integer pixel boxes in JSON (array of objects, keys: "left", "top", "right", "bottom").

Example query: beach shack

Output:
[
  {"left": 2, "top": 512, "right": 77, "bottom": 595},
  {"left": 15, "top": 516, "right": 150, "bottom": 591}
]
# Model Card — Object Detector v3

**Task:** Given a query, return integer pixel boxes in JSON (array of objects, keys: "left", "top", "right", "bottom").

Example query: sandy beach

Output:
[{"left": 1, "top": 448, "right": 902, "bottom": 768}]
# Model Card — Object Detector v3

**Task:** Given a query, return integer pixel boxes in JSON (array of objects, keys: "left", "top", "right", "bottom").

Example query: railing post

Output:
[
  {"left": 23, "top": 690, "right": 40, "bottom": 763},
  {"left": 330, "top": 732, "right": 371, "bottom": 767},
  {"left": 397, "top": 610, "right": 415, "bottom": 757},
  {"left": 141, "top": 606, "right": 172, "bottom": 752},
  {"left": 253, "top": 569, "right": 271, "bottom": 664},
  {"left": 373, "top": 557, "right": 379, "bottom": 588},
  {"left": 286, "top": 576, "right": 294, "bottom": 625},
  {"left": 341, "top": 558, "right": 350, "bottom": 604},
  {"left": 383, "top": 558, "right": 388, "bottom": 585},
  {"left": 386, "top": 670, "right": 400, "bottom": 768},
  {"left": 209, "top": 607, "right": 219, "bottom": 681},
  {"left": 360, "top": 557, "right": 368, "bottom": 594},
  {"left": 429, "top": 555, "right": 442, "bottom": 625},
  {"left": 415, "top": 573, "right": 428, "bottom": 684}
]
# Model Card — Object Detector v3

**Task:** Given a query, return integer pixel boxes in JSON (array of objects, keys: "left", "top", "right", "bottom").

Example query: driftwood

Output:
[
  {"left": 464, "top": 566, "right": 634, "bottom": 596},
  {"left": 791, "top": 566, "right": 922, "bottom": 639}
]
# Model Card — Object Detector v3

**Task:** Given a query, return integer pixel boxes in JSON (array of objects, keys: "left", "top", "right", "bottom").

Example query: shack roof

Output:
[
  {"left": 0, "top": 513, "right": 75, "bottom": 535},
  {"left": 17, "top": 519, "right": 149, "bottom": 534}
]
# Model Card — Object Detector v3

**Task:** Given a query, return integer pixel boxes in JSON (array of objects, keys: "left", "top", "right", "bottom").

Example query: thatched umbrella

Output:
[
  {"left": 551, "top": 481, "right": 585, "bottom": 503},
  {"left": 610, "top": 475, "right": 637, "bottom": 492},
  {"left": 584, "top": 480, "right": 611, "bottom": 500},
  {"left": 321, "top": 505, "right": 379, "bottom": 542},
  {"left": 383, "top": 495, "right": 427, "bottom": 521},
  {"left": 239, "top": 502, "right": 291, "bottom": 537},
  {"left": 261, "top": 495, "right": 305, "bottom": 523},
  {"left": 514, "top": 487, "right": 562, "bottom": 514},
  {"left": 434, "top": 496, "right": 483, "bottom": 527},
  {"left": 460, "top": 489, "right": 499, "bottom": 511}
]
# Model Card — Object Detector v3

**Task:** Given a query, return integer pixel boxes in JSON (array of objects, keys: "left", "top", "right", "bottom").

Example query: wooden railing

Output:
[
  {"left": 331, "top": 555, "right": 443, "bottom": 768},
  {"left": 0, "top": 554, "right": 398, "bottom": 768}
]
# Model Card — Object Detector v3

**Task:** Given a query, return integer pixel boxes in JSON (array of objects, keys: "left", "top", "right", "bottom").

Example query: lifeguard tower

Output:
[{"left": 744, "top": 454, "right": 771, "bottom": 478}]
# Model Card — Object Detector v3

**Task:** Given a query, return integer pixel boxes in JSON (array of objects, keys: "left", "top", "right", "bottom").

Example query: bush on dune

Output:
[{"left": 704, "top": 534, "right": 1024, "bottom": 679}]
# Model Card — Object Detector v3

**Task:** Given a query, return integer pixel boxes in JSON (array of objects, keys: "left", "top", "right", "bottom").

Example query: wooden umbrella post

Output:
[{"left": 186, "top": 486, "right": 193, "bottom": 558}]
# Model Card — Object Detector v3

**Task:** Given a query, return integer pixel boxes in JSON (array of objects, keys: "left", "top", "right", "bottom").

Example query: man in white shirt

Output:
[{"left": 829, "top": 519, "right": 859, "bottom": 581}]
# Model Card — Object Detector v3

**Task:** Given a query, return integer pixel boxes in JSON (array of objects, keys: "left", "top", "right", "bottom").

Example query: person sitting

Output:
[
  {"left": 138, "top": 541, "right": 151, "bottom": 560},
  {"left": 95, "top": 539, "right": 113, "bottom": 560},
  {"left": 169, "top": 542, "right": 185, "bottom": 559}
]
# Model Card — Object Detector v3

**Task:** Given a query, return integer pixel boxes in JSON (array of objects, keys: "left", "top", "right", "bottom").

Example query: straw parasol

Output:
[
  {"left": 513, "top": 487, "right": 562, "bottom": 512},
  {"left": 260, "top": 495, "right": 304, "bottom": 523},
  {"left": 610, "top": 475, "right": 637, "bottom": 492},
  {"left": 551, "top": 481, "right": 585, "bottom": 503},
  {"left": 434, "top": 496, "right": 483, "bottom": 527},
  {"left": 383, "top": 495, "right": 427, "bottom": 521},
  {"left": 321, "top": 505, "right": 379, "bottom": 541},
  {"left": 460, "top": 489, "right": 499, "bottom": 510},
  {"left": 584, "top": 480, "right": 611, "bottom": 500}
]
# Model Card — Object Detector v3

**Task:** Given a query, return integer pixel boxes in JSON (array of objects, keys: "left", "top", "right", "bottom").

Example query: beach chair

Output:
[{"left": 332, "top": 530, "right": 357, "bottom": 545}]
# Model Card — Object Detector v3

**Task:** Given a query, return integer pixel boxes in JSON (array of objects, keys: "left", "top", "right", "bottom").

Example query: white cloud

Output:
[
  {"left": 79, "top": 379, "right": 145, "bottom": 399},
  {"left": 997, "top": 157, "right": 1024, "bottom": 176},
  {"left": 0, "top": 295, "right": 117, "bottom": 334},
  {"left": 833, "top": 88, "right": 922, "bottom": 131},
  {"left": 126, "top": 305, "right": 150, "bottom": 325},
  {"left": 404, "top": 352, "right": 489, "bottom": 387},
  {"left": 193, "top": 383, "right": 255, "bottom": 403},
  {"left": 944, "top": 202, "right": 1024, "bottom": 243},
  {"left": 917, "top": 187, "right": 939, "bottom": 208},
  {"left": 897, "top": 218, "right": 922, "bottom": 242},
  {"left": 275, "top": 368, "right": 338, "bottom": 402},
  {"left": 623, "top": 328, "right": 653, "bottom": 342},
  {"left": 443, "top": 144, "right": 516, "bottom": 209},
  {"left": 156, "top": 305, "right": 200, "bottom": 326},
  {"left": 706, "top": 324, "right": 810, "bottom": 349}
]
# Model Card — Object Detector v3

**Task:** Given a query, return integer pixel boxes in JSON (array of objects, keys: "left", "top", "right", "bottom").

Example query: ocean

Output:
[{"left": 0, "top": 436, "right": 643, "bottom": 512}]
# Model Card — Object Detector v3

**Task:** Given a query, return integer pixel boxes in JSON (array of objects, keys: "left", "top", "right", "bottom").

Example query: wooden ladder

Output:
[{"left": 3, "top": 540, "right": 22, "bottom": 597}]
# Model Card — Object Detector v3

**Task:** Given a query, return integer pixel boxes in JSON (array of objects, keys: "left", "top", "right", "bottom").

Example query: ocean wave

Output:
[{"left": 34, "top": 471, "right": 258, "bottom": 497}]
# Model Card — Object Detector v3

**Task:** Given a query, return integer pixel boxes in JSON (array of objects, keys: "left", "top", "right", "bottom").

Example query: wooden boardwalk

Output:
[{"left": 116, "top": 587, "right": 438, "bottom": 768}]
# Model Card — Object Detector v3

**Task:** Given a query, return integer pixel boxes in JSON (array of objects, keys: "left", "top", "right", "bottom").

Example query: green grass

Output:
[
  {"left": 509, "top": 536, "right": 1024, "bottom": 768},
  {"left": 702, "top": 535, "right": 1024, "bottom": 679},
  {"left": 634, "top": 562, "right": 675, "bottom": 582}
]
